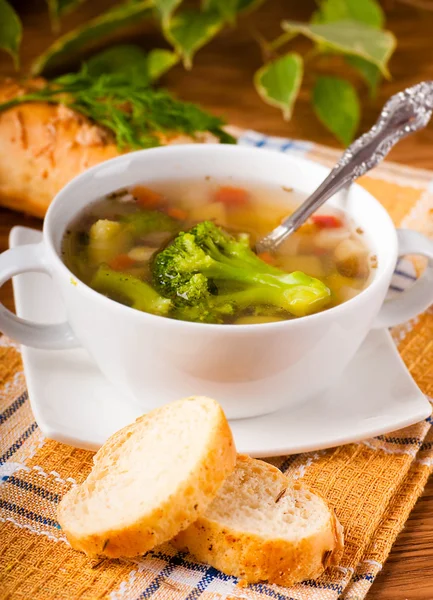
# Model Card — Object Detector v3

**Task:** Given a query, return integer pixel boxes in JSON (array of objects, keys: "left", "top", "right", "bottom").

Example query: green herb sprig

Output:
[{"left": 0, "top": 67, "right": 235, "bottom": 149}]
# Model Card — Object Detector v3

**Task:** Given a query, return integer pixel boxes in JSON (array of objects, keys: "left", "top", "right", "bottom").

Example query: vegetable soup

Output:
[{"left": 62, "top": 180, "right": 375, "bottom": 324}]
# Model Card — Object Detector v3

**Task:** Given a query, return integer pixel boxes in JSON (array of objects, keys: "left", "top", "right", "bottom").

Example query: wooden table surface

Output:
[{"left": 1, "top": 1, "right": 433, "bottom": 598}]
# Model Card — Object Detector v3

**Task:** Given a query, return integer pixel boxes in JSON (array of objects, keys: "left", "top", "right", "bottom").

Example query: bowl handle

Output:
[
  {"left": 373, "top": 229, "right": 433, "bottom": 329},
  {"left": 0, "top": 243, "right": 79, "bottom": 349}
]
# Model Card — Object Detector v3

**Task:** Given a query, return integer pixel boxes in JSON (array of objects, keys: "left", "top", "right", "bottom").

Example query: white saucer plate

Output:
[{"left": 10, "top": 227, "right": 431, "bottom": 457}]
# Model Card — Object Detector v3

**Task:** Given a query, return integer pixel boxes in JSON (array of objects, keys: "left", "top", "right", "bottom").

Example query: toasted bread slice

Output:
[
  {"left": 174, "top": 454, "right": 344, "bottom": 586},
  {"left": 57, "top": 397, "right": 236, "bottom": 558}
]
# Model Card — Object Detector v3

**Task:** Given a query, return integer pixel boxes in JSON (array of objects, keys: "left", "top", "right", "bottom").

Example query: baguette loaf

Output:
[
  {"left": 57, "top": 396, "right": 236, "bottom": 558},
  {"left": 0, "top": 79, "right": 220, "bottom": 218},
  {"left": 174, "top": 454, "right": 344, "bottom": 586}
]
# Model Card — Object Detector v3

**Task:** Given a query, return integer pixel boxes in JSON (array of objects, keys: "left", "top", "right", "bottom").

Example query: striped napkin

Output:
[{"left": 1, "top": 130, "right": 432, "bottom": 600}]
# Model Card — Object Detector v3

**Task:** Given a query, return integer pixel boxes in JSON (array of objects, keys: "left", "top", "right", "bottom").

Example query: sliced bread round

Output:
[
  {"left": 57, "top": 396, "right": 236, "bottom": 558},
  {"left": 173, "top": 454, "right": 344, "bottom": 586}
]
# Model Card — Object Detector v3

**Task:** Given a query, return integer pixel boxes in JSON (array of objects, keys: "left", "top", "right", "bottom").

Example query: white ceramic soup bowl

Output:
[{"left": 1, "top": 145, "right": 433, "bottom": 419}]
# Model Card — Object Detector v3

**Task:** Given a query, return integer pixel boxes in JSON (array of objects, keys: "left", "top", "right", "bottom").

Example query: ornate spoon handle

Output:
[{"left": 257, "top": 81, "right": 433, "bottom": 254}]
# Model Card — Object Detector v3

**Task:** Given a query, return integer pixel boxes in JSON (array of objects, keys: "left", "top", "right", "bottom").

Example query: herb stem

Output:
[{"left": 269, "top": 32, "right": 297, "bottom": 52}]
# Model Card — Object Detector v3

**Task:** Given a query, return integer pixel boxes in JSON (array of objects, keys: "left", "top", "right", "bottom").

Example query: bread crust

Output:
[
  {"left": 0, "top": 78, "right": 218, "bottom": 218},
  {"left": 0, "top": 79, "right": 120, "bottom": 217},
  {"left": 57, "top": 397, "right": 236, "bottom": 558},
  {"left": 174, "top": 455, "right": 344, "bottom": 586}
]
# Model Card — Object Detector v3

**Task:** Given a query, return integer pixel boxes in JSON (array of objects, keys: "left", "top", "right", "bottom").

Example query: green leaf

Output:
[
  {"left": 312, "top": 0, "right": 384, "bottom": 28},
  {"left": 84, "top": 45, "right": 178, "bottom": 83},
  {"left": 0, "top": 0, "right": 22, "bottom": 68},
  {"left": 85, "top": 45, "right": 149, "bottom": 79},
  {"left": 147, "top": 48, "right": 179, "bottom": 80},
  {"left": 154, "top": 0, "right": 183, "bottom": 23},
  {"left": 254, "top": 52, "right": 303, "bottom": 120},
  {"left": 164, "top": 9, "right": 224, "bottom": 69},
  {"left": 312, "top": 76, "right": 360, "bottom": 145},
  {"left": 282, "top": 19, "right": 395, "bottom": 77},
  {"left": 203, "top": 0, "right": 266, "bottom": 17},
  {"left": 47, "top": 0, "right": 86, "bottom": 23},
  {"left": 346, "top": 55, "right": 380, "bottom": 97},
  {"left": 309, "top": 2, "right": 385, "bottom": 96},
  {"left": 83, "top": 44, "right": 178, "bottom": 86},
  {"left": 236, "top": 0, "right": 267, "bottom": 12},
  {"left": 32, "top": 0, "right": 154, "bottom": 75},
  {"left": 202, "top": 0, "right": 238, "bottom": 24}
]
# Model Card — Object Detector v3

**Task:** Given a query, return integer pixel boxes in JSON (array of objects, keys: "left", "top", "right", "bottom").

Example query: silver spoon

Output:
[{"left": 256, "top": 81, "right": 433, "bottom": 254}]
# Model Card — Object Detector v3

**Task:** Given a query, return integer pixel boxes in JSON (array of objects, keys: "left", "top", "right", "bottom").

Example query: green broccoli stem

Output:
[
  {"left": 200, "top": 265, "right": 330, "bottom": 316},
  {"left": 201, "top": 262, "right": 305, "bottom": 286},
  {"left": 92, "top": 266, "right": 172, "bottom": 316},
  {"left": 212, "top": 280, "right": 330, "bottom": 318},
  {"left": 174, "top": 281, "right": 330, "bottom": 323}
]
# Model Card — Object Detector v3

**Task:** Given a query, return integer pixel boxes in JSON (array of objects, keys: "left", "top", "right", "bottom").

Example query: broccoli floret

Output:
[
  {"left": 166, "top": 270, "right": 266, "bottom": 324},
  {"left": 152, "top": 220, "right": 331, "bottom": 320},
  {"left": 163, "top": 272, "right": 231, "bottom": 323},
  {"left": 92, "top": 265, "right": 172, "bottom": 316}
]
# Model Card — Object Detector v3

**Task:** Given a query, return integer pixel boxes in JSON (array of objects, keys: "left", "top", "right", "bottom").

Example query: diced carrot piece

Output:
[
  {"left": 311, "top": 215, "right": 343, "bottom": 228},
  {"left": 258, "top": 251, "right": 276, "bottom": 265},
  {"left": 131, "top": 185, "right": 164, "bottom": 209},
  {"left": 214, "top": 186, "right": 249, "bottom": 207},
  {"left": 109, "top": 254, "right": 136, "bottom": 271},
  {"left": 165, "top": 207, "right": 188, "bottom": 221}
]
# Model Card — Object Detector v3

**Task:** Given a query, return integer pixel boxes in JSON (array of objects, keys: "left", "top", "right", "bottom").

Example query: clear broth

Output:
[{"left": 62, "top": 178, "right": 375, "bottom": 324}]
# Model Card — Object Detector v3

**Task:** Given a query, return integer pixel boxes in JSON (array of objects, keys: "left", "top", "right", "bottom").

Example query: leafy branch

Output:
[
  {"left": 255, "top": 0, "right": 396, "bottom": 144},
  {"left": 0, "top": 0, "right": 401, "bottom": 145}
]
